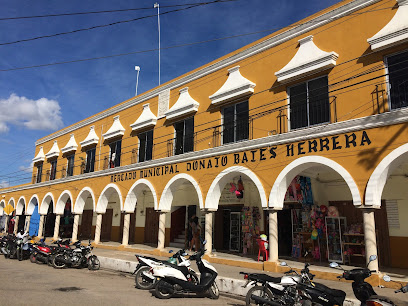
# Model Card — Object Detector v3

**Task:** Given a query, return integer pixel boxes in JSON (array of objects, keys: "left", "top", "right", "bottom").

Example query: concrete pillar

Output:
[
  {"left": 53, "top": 215, "right": 61, "bottom": 240},
  {"left": 157, "top": 211, "right": 167, "bottom": 250},
  {"left": 71, "top": 214, "right": 80, "bottom": 242},
  {"left": 13, "top": 216, "right": 19, "bottom": 234},
  {"left": 362, "top": 208, "right": 379, "bottom": 272},
  {"left": 122, "top": 213, "right": 131, "bottom": 246},
  {"left": 204, "top": 210, "right": 214, "bottom": 255},
  {"left": 38, "top": 215, "right": 45, "bottom": 238},
  {"left": 25, "top": 216, "right": 31, "bottom": 233},
  {"left": 268, "top": 209, "right": 279, "bottom": 262},
  {"left": 94, "top": 213, "right": 103, "bottom": 244}
]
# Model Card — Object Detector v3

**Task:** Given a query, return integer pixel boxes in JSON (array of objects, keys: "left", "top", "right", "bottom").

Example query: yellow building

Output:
[{"left": 1, "top": 0, "right": 408, "bottom": 275}]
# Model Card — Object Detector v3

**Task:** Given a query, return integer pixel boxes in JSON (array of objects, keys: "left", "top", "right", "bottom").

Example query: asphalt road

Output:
[{"left": 0, "top": 256, "right": 243, "bottom": 306}]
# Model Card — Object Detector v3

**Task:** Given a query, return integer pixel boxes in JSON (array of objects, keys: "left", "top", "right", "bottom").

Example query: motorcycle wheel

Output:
[
  {"left": 52, "top": 254, "right": 67, "bottom": 269},
  {"left": 154, "top": 279, "right": 174, "bottom": 299},
  {"left": 9, "top": 249, "right": 17, "bottom": 259},
  {"left": 87, "top": 255, "right": 100, "bottom": 270},
  {"left": 135, "top": 266, "right": 155, "bottom": 290},
  {"left": 245, "top": 286, "right": 274, "bottom": 306},
  {"left": 30, "top": 253, "right": 37, "bottom": 263},
  {"left": 207, "top": 282, "right": 220, "bottom": 300}
]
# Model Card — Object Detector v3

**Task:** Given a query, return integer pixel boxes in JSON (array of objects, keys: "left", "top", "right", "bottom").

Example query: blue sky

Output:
[{"left": 0, "top": 0, "right": 339, "bottom": 187}]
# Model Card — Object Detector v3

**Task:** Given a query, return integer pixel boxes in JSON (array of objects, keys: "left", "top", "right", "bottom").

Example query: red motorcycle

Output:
[{"left": 30, "top": 239, "right": 71, "bottom": 265}]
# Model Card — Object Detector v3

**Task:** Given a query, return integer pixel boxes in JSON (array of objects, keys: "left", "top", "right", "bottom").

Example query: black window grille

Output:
[
  {"left": 138, "top": 129, "right": 154, "bottom": 162},
  {"left": 222, "top": 101, "right": 249, "bottom": 144},
  {"left": 85, "top": 148, "right": 96, "bottom": 173},
  {"left": 174, "top": 117, "right": 194, "bottom": 155},
  {"left": 50, "top": 159, "right": 57, "bottom": 180},
  {"left": 36, "top": 163, "right": 43, "bottom": 183},
  {"left": 387, "top": 50, "right": 408, "bottom": 110},
  {"left": 289, "top": 76, "right": 330, "bottom": 130},
  {"left": 109, "top": 140, "right": 122, "bottom": 168},
  {"left": 66, "top": 154, "right": 75, "bottom": 177}
]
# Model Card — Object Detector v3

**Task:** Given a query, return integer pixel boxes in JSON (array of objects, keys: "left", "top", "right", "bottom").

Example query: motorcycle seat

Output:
[
  {"left": 248, "top": 273, "right": 281, "bottom": 284},
  {"left": 165, "top": 262, "right": 190, "bottom": 276}
]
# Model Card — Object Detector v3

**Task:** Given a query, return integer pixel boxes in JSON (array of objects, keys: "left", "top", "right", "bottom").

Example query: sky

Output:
[{"left": 0, "top": 0, "right": 339, "bottom": 187}]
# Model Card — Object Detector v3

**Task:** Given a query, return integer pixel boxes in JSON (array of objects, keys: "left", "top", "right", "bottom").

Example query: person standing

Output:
[{"left": 190, "top": 215, "right": 201, "bottom": 251}]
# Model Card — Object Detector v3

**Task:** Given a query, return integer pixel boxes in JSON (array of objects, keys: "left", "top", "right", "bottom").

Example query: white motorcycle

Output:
[
  {"left": 152, "top": 242, "right": 219, "bottom": 300},
  {"left": 134, "top": 249, "right": 198, "bottom": 290}
]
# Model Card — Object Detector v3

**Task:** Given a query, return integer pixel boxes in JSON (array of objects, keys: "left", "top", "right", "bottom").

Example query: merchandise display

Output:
[{"left": 241, "top": 206, "right": 261, "bottom": 255}]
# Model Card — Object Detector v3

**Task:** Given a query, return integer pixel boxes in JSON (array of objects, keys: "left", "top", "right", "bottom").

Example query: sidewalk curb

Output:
[{"left": 98, "top": 256, "right": 360, "bottom": 305}]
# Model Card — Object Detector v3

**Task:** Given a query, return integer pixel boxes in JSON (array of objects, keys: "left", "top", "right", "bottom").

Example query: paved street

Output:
[{"left": 0, "top": 256, "right": 243, "bottom": 306}]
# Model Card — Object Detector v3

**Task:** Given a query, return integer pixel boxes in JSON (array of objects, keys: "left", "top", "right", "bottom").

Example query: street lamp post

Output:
[
  {"left": 135, "top": 66, "right": 140, "bottom": 96},
  {"left": 154, "top": 2, "right": 161, "bottom": 86}
]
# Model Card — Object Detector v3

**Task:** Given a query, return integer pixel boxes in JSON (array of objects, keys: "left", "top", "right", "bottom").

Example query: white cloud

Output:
[
  {"left": 0, "top": 93, "right": 63, "bottom": 133},
  {"left": 0, "top": 180, "right": 9, "bottom": 188},
  {"left": 19, "top": 161, "right": 33, "bottom": 173}
]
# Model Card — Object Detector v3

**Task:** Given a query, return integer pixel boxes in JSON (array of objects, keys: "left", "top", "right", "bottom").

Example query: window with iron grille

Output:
[
  {"left": 109, "top": 140, "right": 122, "bottom": 168},
  {"left": 66, "top": 154, "right": 75, "bottom": 177},
  {"left": 222, "top": 100, "right": 249, "bottom": 144},
  {"left": 289, "top": 76, "right": 330, "bottom": 130},
  {"left": 174, "top": 117, "right": 194, "bottom": 155},
  {"left": 36, "top": 163, "right": 43, "bottom": 183},
  {"left": 387, "top": 50, "right": 408, "bottom": 110},
  {"left": 50, "top": 159, "right": 57, "bottom": 180},
  {"left": 85, "top": 148, "right": 96, "bottom": 173},
  {"left": 138, "top": 129, "right": 153, "bottom": 162}
]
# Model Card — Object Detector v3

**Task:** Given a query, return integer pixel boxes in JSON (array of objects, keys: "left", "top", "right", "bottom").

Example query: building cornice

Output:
[
  {"left": 6, "top": 108, "right": 408, "bottom": 195},
  {"left": 35, "top": 0, "right": 381, "bottom": 146}
]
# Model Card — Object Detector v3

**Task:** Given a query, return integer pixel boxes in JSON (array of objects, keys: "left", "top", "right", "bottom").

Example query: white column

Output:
[
  {"left": 268, "top": 209, "right": 279, "bottom": 262},
  {"left": 13, "top": 216, "right": 19, "bottom": 234},
  {"left": 71, "top": 214, "right": 80, "bottom": 242},
  {"left": 362, "top": 208, "right": 379, "bottom": 271},
  {"left": 53, "top": 215, "right": 61, "bottom": 240},
  {"left": 94, "top": 213, "right": 103, "bottom": 244},
  {"left": 4, "top": 215, "right": 9, "bottom": 233},
  {"left": 157, "top": 211, "right": 167, "bottom": 250},
  {"left": 204, "top": 210, "right": 214, "bottom": 255},
  {"left": 25, "top": 216, "right": 31, "bottom": 233},
  {"left": 38, "top": 215, "right": 45, "bottom": 238},
  {"left": 122, "top": 213, "right": 131, "bottom": 246}
]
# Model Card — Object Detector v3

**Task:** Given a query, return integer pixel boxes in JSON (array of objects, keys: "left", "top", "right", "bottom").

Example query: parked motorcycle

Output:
[
  {"left": 134, "top": 249, "right": 198, "bottom": 290},
  {"left": 15, "top": 232, "right": 34, "bottom": 261},
  {"left": 30, "top": 238, "right": 71, "bottom": 265},
  {"left": 330, "top": 255, "right": 396, "bottom": 305},
  {"left": 152, "top": 242, "right": 219, "bottom": 300},
  {"left": 52, "top": 239, "right": 100, "bottom": 270}
]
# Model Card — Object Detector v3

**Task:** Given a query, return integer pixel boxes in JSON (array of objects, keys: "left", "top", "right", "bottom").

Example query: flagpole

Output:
[
  {"left": 135, "top": 66, "right": 140, "bottom": 96},
  {"left": 154, "top": 2, "right": 161, "bottom": 86}
]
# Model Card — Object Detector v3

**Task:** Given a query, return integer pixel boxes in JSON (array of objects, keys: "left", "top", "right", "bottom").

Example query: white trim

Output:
[
  {"left": 368, "top": 0, "right": 408, "bottom": 51},
  {"left": 209, "top": 66, "right": 255, "bottom": 105},
  {"left": 275, "top": 36, "right": 338, "bottom": 83},
  {"left": 269, "top": 156, "right": 361, "bottom": 209},
  {"left": 27, "top": 195, "right": 39, "bottom": 216},
  {"left": 80, "top": 126, "right": 99, "bottom": 148},
  {"left": 158, "top": 173, "right": 204, "bottom": 212},
  {"left": 74, "top": 187, "right": 96, "bottom": 214},
  {"left": 35, "top": 0, "right": 382, "bottom": 146},
  {"left": 205, "top": 165, "right": 268, "bottom": 210},
  {"left": 55, "top": 190, "right": 73, "bottom": 215},
  {"left": 32, "top": 146, "right": 45, "bottom": 163},
  {"left": 16, "top": 196, "right": 26, "bottom": 215},
  {"left": 45, "top": 141, "right": 60, "bottom": 159},
  {"left": 165, "top": 87, "right": 199, "bottom": 121},
  {"left": 40, "top": 192, "right": 55, "bottom": 215},
  {"left": 61, "top": 134, "right": 78, "bottom": 154},
  {"left": 7, "top": 197, "right": 15, "bottom": 208},
  {"left": 130, "top": 103, "right": 157, "bottom": 132},
  {"left": 103, "top": 115, "right": 125, "bottom": 141},
  {"left": 365, "top": 142, "right": 408, "bottom": 208},
  {"left": 96, "top": 183, "right": 123, "bottom": 213},
  {"left": 124, "top": 179, "right": 158, "bottom": 213}
]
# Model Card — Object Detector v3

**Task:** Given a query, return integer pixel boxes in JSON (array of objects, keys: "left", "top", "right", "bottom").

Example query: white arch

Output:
[
  {"left": 0, "top": 200, "right": 5, "bottom": 216},
  {"left": 205, "top": 166, "right": 268, "bottom": 211},
  {"left": 96, "top": 183, "right": 123, "bottom": 214},
  {"left": 27, "top": 194, "right": 39, "bottom": 215},
  {"left": 74, "top": 187, "right": 96, "bottom": 214},
  {"left": 365, "top": 143, "right": 408, "bottom": 208},
  {"left": 269, "top": 156, "right": 361, "bottom": 209},
  {"left": 159, "top": 174, "right": 204, "bottom": 212},
  {"left": 16, "top": 196, "right": 26, "bottom": 215},
  {"left": 8, "top": 197, "right": 15, "bottom": 208},
  {"left": 56, "top": 190, "right": 73, "bottom": 215},
  {"left": 124, "top": 179, "right": 158, "bottom": 213},
  {"left": 39, "top": 192, "right": 55, "bottom": 215}
]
